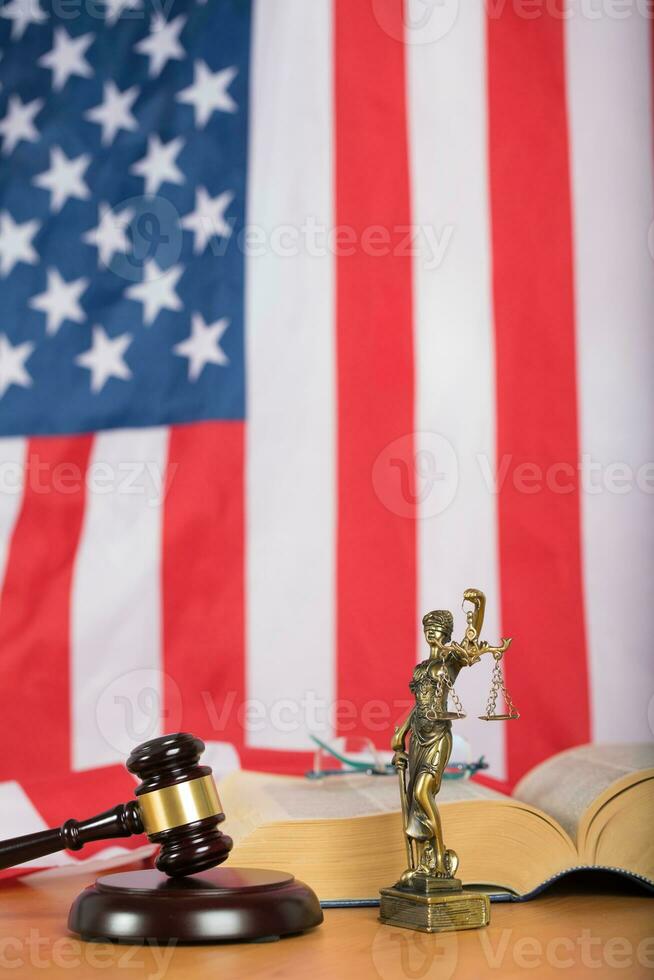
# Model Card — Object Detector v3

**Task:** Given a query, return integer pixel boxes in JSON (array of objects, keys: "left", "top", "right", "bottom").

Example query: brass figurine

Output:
[{"left": 379, "top": 588, "right": 518, "bottom": 933}]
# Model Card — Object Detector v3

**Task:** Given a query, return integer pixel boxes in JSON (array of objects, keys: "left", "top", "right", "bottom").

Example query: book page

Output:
[
  {"left": 514, "top": 743, "right": 654, "bottom": 842},
  {"left": 223, "top": 771, "right": 507, "bottom": 824}
]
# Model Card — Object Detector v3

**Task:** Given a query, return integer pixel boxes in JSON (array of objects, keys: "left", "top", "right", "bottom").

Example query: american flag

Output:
[{"left": 0, "top": 0, "right": 652, "bottom": 871}]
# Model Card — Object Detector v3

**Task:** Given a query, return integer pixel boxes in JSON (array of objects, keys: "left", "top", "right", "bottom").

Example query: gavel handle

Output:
[{"left": 0, "top": 801, "right": 144, "bottom": 871}]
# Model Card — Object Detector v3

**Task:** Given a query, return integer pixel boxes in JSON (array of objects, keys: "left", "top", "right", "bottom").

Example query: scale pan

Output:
[
  {"left": 434, "top": 711, "right": 467, "bottom": 720},
  {"left": 478, "top": 712, "right": 520, "bottom": 721}
]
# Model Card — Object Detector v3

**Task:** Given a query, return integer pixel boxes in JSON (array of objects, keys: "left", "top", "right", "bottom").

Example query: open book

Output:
[{"left": 218, "top": 743, "right": 654, "bottom": 903}]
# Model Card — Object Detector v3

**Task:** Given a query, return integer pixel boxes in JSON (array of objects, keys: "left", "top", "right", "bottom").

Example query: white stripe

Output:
[
  {"left": 0, "top": 781, "right": 73, "bottom": 867},
  {"left": 565, "top": 12, "right": 654, "bottom": 742},
  {"left": 0, "top": 438, "right": 26, "bottom": 592},
  {"left": 71, "top": 427, "right": 168, "bottom": 770},
  {"left": 406, "top": 2, "right": 506, "bottom": 777},
  {"left": 245, "top": 0, "right": 335, "bottom": 749},
  {"left": 201, "top": 741, "right": 241, "bottom": 780},
  {"left": 25, "top": 844, "right": 155, "bottom": 879}
]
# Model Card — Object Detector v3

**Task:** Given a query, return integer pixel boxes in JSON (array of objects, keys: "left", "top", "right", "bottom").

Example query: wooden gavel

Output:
[{"left": 0, "top": 732, "right": 233, "bottom": 877}]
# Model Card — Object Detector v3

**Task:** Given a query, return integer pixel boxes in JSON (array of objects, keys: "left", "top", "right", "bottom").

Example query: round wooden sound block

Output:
[{"left": 68, "top": 867, "right": 323, "bottom": 944}]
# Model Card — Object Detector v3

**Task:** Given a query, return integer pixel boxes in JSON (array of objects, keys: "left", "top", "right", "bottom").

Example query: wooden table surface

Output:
[{"left": 0, "top": 869, "right": 652, "bottom": 979}]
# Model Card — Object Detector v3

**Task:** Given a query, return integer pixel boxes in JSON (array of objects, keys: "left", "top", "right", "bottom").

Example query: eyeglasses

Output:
[{"left": 306, "top": 734, "right": 488, "bottom": 780}]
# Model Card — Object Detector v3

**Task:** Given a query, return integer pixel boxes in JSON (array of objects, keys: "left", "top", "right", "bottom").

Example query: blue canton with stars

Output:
[{"left": 0, "top": 0, "right": 250, "bottom": 436}]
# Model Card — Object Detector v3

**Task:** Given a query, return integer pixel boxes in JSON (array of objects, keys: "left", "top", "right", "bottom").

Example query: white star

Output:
[
  {"left": 83, "top": 202, "right": 134, "bottom": 269},
  {"left": 30, "top": 268, "right": 88, "bottom": 336},
  {"left": 34, "top": 146, "right": 91, "bottom": 213},
  {"left": 130, "top": 134, "right": 184, "bottom": 196},
  {"left": 0, "top": 94, "right": 43, "bottom": 155},
  {"left": 0, "top": 0, "right": 47, "bottom": 40},
  {"left": 173, "top": 313, "right": 229, "bottom": 381},
  {"left": 0, "top": 333, "right": 34, "bottom": 398},
  {"left": 38, "top": 28, "right": 93, "bottom": 91},
  {"left": 126, "top": 260, "right": 183, "bottom": 326},
  {"left": 85, "top": 81, "right": 139, "bottom": 146},
  {"left": 0, "top": 211, "right": 40, "bottom": 276},
  {"left": 135, "top": 13, "right": 185, "bottom": 77},
  {"left": 177, "top": 61, "right": 237, "bottom": 127},
  {"left": 181, "top": 186, "right": 233, "bottom": 254},
  {"left": 104, "top": 0, "right": 141, "bottom": 26},
  {"left": 76, "top": 325, "right": 132, "bottom": 393}
]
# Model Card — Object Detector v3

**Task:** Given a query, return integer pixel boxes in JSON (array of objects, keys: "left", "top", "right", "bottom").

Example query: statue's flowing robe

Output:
[{"left": 405, "top": 716, "right": 452, "bottom": 840}]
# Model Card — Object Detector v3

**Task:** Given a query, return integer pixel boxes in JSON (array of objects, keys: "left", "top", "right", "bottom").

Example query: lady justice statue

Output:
[{"left": 379, "top": 588, "right": 517, "bottom": 933}]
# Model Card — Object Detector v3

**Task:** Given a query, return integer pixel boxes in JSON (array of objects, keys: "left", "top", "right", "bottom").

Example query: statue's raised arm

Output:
[
  {"left": 429, "top": 635, "right": 470, "bottom": 662},
  {"left": 477, "top": 636, "right": 513, "bottom": 658}
]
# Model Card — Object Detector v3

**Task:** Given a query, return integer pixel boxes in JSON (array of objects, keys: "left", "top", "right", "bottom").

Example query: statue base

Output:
[{"left": 379, "top": 876, "right": 490, "bottom": 934}]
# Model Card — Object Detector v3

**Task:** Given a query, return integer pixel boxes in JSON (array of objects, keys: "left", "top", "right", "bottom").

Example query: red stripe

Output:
[
  {"left": 162, "top": 421, "right": 245, "bottom": 754},
  {"left": 0, "top": 436, "right": 92, "bottom": 780},
  {"left": 22, "top": 765, "right": 142, "bottom": 861},
  {"left": 334, "top": 0, "right": 416, "bottom": 745},
  {"left": 23, "top": 766, "right": 138, "bottom": 824},
  {"left": 487, "top": 4, "right": 590, "bottom": 784},
  {"left": 0, "top": 768, "right": 151, "bottom": 878}
]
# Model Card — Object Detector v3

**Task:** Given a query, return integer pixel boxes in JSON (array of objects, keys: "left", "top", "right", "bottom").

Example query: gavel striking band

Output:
[
  {"left": 0, "top": 733, "right": 233, "bottom": 877},
  {"left": 136, "top": 774, "right": 222, "bottom": 835}
]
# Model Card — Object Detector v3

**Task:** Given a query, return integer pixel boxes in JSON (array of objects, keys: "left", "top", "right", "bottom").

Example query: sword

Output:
[{"left": 395, "top": 752, "right": 415, "bottom": 870}]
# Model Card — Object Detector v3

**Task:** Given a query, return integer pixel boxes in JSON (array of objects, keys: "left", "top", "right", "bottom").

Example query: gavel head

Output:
[{"left": 127, "top": 732, "right": 233, "bottom": 877}]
